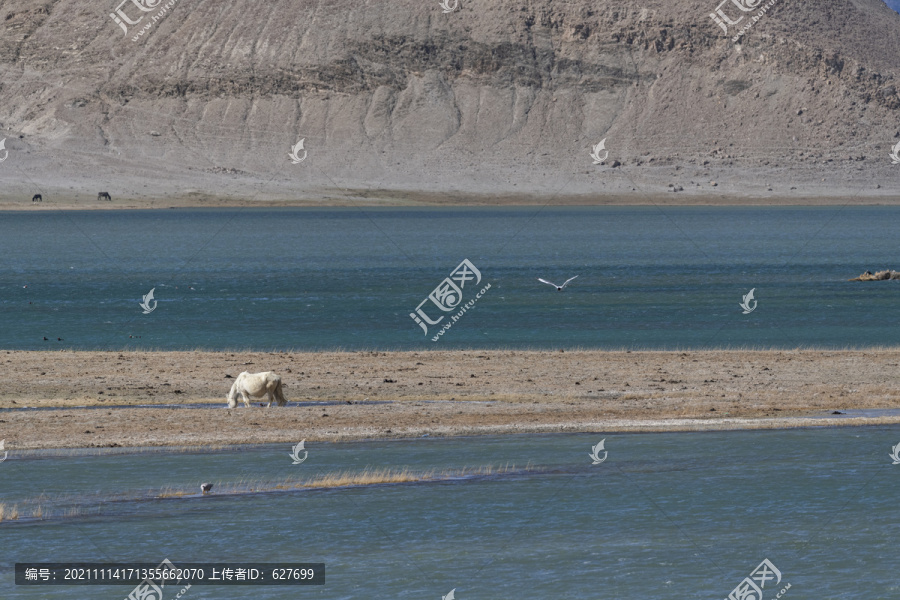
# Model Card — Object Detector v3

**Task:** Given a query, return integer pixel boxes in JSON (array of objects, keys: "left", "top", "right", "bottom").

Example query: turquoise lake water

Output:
[
  {"left": 2, "top": 428, "right": 899, "bottom": 599},
  {"left": 2, "top": 206, "right": 900, "bottom": 350}
]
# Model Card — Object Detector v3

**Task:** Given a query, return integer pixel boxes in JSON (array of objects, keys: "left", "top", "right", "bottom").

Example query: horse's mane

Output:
[
  {"left": 226, "top": 377, "right": 240, "bottom": 401},
  {"left": 227, "top": 371, "right": 251, "bottom": 400}
]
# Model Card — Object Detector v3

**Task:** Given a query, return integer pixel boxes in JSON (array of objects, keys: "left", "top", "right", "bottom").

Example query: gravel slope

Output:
[{"left": 0, "top": 0, "right": 898, "bottom": 204}]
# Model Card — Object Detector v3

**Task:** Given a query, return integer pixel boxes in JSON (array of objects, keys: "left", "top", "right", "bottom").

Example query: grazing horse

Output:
[
  {"left": 226, "top": 371, "right": 288, "bottom": 408},
  {"left": 97, "top": 192, "right": 111, "bottom": 201},
  {"left": 31, "top": 194, "right": 42, "bottom": 202}
]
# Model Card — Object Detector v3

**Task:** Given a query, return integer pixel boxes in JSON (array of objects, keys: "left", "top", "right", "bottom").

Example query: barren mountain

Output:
[{"left": 0, "top": 0, "right": 898, "bottom": 204}]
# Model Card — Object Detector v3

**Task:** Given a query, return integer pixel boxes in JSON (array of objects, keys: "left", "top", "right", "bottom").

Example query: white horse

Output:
[{"left": 226, "top": 371, "right": 288, "bottom": 408}]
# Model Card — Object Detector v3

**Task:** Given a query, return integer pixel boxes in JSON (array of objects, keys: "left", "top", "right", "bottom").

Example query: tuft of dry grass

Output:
[
  {"left": 64, "top": 506, "right": 84, "bottom": 519},
  {"left": 0, "top": 503, "right": 20, "bottom": 521},
  {"left": 154, "top": 463, "right": 527, "bottom": 499},
  {"left": 158, "top": 486, "right": 189, "bottom": 498}
]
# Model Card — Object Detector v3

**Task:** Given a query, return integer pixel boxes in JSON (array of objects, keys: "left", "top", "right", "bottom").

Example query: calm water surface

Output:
[{"left": 2, "top": 206, "right": 899, "bottom": 349}]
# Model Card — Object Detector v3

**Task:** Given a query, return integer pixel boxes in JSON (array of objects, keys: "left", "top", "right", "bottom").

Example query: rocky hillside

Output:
[{"left": 0, "top": 0, "right": 898, "bottom": 202}]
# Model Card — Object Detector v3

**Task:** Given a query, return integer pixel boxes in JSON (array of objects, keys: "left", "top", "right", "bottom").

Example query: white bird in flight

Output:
[{"left": 538, "top": 276, "right": 578, "bottom": 291}]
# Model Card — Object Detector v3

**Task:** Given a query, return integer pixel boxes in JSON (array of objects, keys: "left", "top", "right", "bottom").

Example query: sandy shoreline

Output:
[{"left": 1, "top": 349, "right": 899, "bottom": 450}]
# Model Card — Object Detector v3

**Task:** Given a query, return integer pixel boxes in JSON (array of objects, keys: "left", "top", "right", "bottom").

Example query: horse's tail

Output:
[{"left": 274, "top": 378, "right": 288, "bottom": 406}]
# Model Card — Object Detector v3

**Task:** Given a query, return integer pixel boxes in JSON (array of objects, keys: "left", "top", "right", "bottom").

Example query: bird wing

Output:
[
  {"left": 561, "top": 276, "right": 579, "bottom": 288},
  {"left": 537, "top": 278, "right": 558, "bottom": 287}
]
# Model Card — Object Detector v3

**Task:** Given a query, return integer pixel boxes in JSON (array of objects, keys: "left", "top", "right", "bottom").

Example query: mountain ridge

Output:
[{"left": 0, "top": 0, "right": 898, "bottom": 203}]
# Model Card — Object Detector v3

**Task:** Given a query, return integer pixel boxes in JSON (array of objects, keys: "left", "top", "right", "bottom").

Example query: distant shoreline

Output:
[
  {"left": 2, "top": 349, "right": 899, "bottom": 449},
  {"left": 2, "top": 192, "right": 900, "bottom": 210}
]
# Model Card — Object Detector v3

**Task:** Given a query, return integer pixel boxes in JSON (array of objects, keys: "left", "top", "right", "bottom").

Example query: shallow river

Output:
[{"left": 2, "top": 427, "right": 898, "bottom": 599}]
